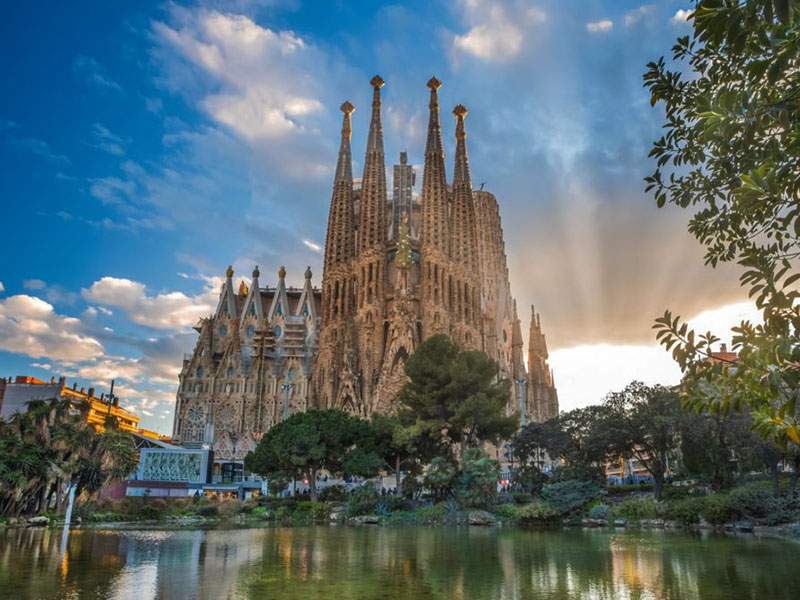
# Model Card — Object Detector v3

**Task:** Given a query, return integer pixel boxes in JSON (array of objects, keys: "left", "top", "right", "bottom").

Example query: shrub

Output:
[
  {"left": 292, "top": 501, "right": 330, "bottom": 523},
  {"left": 606, "top": 483, "right": 655, "bottom": 496},
  {"left": 346, "top": 485, "right": 379, "bottom": 517},
  {"left": 414, "top": 503, "right": 448, "bottom": 525},
  {"left": 663, "top": 497, "right": 704, "bottom": 525},
  {"left": 610, "top": 497, "right": 658, "bottom": 522},
  {"left": 515, "top": 501, "right": 559, "bottom": 525},
  {"left": 701, "top": 494, "right": 734, "bottom": 525},
  {"left": 588, "top": 504, "right": 610, "bottom": 520},
  {"left": 727, "top": 483, "right": 773, "bottom": 520},
  {"left": 493, "top": 504, "right": 519, "bottom": 521},
  {"left": 320, "top": 485, "right": 347, "bottom": 502},
  {"left": 511, "top": 491, "right": 533, "bottom": 505},
  {"left": 541, "top": 480, "right": 605, "bottom": 515},
  {"left": 455, "top": 449, "right": 500, "bottom": 509},
  {"left": 197, "top": 505, "right": 219, "bottom": 517}
]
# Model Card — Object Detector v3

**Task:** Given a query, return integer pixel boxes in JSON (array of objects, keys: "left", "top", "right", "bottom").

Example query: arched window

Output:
[
  {"left": 219, "top": 325, "right": 228, "bottom": 337},
  {"left": 195, "top": 366, "right": 204, "bottom": 378},
  {"left": 246, "top": 324, "right": 255, "bottom": 338},
  {"left": 226, "top": 366, "right": 235, "bottom": 378},
  {"left": 274, "top": 325, "right": 283, "bottom": 338}
]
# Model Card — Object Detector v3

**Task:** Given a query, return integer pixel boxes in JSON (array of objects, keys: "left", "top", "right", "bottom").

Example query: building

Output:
[
  {"left": 173, "top": 76, "right": 558, "bottom": 466},
  {"left": 0, "top": 375, "right": 163, "bottom": 440}
]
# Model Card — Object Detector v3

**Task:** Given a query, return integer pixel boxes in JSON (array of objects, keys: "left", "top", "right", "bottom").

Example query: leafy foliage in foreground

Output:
[{"left": 646, "top": 1, "right": 800, "bottom": 444}]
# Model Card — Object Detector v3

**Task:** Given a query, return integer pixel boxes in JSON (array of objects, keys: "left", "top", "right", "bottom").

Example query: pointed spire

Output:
[
  {"left": 420, "top": 76, "right": 449, "bottom": 252},
  {"left": 452, "top": 104, "right": 471, "bottom": 187},
  {"left": 217, "top": 265, "right": 238, "bottom": 318},
  {"left": 450, "top": 103, "right": 477, "bottom": 271},
  {"left": 335, "top": 101, "right": 355, "bottom": 182},
  {"left": 357, "top": 75, "right": 387, "bottom": 254},
  {"left": 324, "top": 102, "right": 357, "bottom": 274}
]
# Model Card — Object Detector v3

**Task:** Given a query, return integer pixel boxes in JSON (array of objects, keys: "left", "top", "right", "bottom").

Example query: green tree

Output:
[
  {"left": 510, "top": 419, "right": 566, "bottom": 491},
  {"left": 0, "top": 399, "right": 137, "bottom": 516},
  {"left": 455, "top": 448, "right": 500, "bottom": 508},
  {"left": 399, "top": 335, "right": 518, "bottom": 460},
  {"left": 423, "top": 457, "right": 457, "bottom": 502},
  {"left": 343, "top": 414, "right": 416, "bottom": 495},
  {"left": 603, "top": 382, "right": 682, "bottom": 499},
  {"left": 645, "top": 1, "right": 800, "bottom": 445},
  {"left": 553, "top": 406, "right": 613, "bottom": 482},
  {"left": 245, "top": 409, "right": 360, "bottom": 501}
]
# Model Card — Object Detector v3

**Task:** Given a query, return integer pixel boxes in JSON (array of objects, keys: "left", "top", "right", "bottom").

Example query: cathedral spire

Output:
[
  {"left": 450, "top": 103, "right": 478, "bottom": 272},
  {"left": 452, "top": 104, "right": 471, "bottom": 187},
  {"left": 420, "top": 76, "right": 449, "bottom": 252},
  {"left": 357, "top": 76, "right": 387, "bottom": 254},
  {"left": 323, "top": 101, "right": 356, "bottom": 275}
]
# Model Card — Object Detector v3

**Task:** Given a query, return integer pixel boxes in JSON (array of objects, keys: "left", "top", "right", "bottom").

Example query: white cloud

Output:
[
  {"left": 92, "top": 123, "right": 126, "bottom": 156},
  {"left": 0, "top": 294, "right": 105, "bottom": 362},
  {"left": 0, "top": 281, "right": 4, "bottom": 293},
  {"left": 72, "top": 55, "right": 123, "bottom": 92},
  {"left": 452, "top": 4, "right": 546, "bottom": 62},
  {"left": 623, "top": 4, "right": 655, "bottom": 27},
  {"left": 586, "top": 19, "right": 613, "bottom": 33},
  {"left": 302, "top": 239, "right": 322, "bottom": 253},
  {"left": 550, "top": 301, "right": 762, "bottom": 411},
  {"left": 23, "top": 279, "right": 46, "bottom": 290},
  {"left": 671, "top": 9, "right": 692, "bottom": 24},
  {"left": 153, "top": 9, "right": 325, "bottom": 140},
  {"left": 82, "top": 275, "right": 221, "bottom": 330}
]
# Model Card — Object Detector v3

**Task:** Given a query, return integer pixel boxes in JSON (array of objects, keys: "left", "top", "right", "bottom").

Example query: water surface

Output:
[{"left": 0, "top": 525, "right": 797, "bottom": 599}]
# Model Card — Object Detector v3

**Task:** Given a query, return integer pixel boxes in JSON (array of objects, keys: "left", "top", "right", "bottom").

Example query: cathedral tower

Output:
[
  {"left": 316, "top": 101, "right": 358, "bottom": 410},
  {"left": 354, "top": 76, "right": 389, "bottom": 413},
  {"left": 449, "top": 104, "right": 481, "bottom": 349},
  {"left": 419, "top": 77, "right": 451, "bottom": 338},
  {"left": 528, "top": 305, "right": 559, "bottom": 422}
]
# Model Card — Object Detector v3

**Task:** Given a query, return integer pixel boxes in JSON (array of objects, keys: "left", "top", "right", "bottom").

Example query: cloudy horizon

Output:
[{"left": 0, "top": 1, "right": 754, "bottom": 432}]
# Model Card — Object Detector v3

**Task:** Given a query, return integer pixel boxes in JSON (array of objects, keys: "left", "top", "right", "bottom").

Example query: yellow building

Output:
[{"left": 0, "top": 375, "right": 165, "bottom": 441}]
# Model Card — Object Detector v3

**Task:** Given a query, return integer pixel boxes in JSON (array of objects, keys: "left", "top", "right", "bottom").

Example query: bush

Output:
[
  {"left": 455, "top": 449, "right": 500, "bottom": 509},
  {"left": 610, "top": 497, "right": 658, "bottom": 522},
  {"left": 541, "top": 480, "right": 605, "bottom": 515},
  {"left": 493, "top": 504, "right": 520, "bottom": 521},
  {"left": 515, "top": 501, "right": 559, "bottom": 525},
  {"left": 346, "top": 484, "right": 379, "bottom": 517},
  {"left": 606, "top": 483, "right": 655, "bottom": 496},
  {"left": 587, "top": 504, "right": 609, "bottom": 520},
  {"left": 663, "top": 497, "right": 704, "bottom": 525},
  {"left": 511, "top": 491, "right": 533, "bottom": 505},
  {"left": 320, "top": 485, "right": 347, "bottom": 502},
  {"left": 727, "top": 483, "right": 773, "bottom": 520},
  {"left": 292, "top": 501, "right": 330, "bottom": 523},
  {"left": 701, "top": 494, "right": 734, "bottom": 525},
  {"left": 197, "top": 505, "right": 219, "bottom": 517},
  {"left": 414, "top": 503, "right": 448, "bottom": 525}
]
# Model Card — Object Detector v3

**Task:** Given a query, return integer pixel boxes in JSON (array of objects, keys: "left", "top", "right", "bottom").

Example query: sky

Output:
[{"left": 0, "top": 0, "right": 759, "bottom": 433}]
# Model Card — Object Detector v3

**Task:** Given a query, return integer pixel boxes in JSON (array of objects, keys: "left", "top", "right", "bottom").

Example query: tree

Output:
[
  {"left": 553, "top": 406, "right": 613, "bottom": 482},
  {"left": 0, "top": 398, "right": 137, "bottom": 516},
  {"left": 510, "top": 419, "right": 567, "bottom": 491},
  {"left": 343, "top": 414, "right": 415, "bottom": 495},
  {"left": 646, "top": 2, "right": 800, "bottom": 445},
  {"left": 603, "top": 382, "right": 682, "bottom": 499},
  {"left": 399, "top": 335, "right": 518, "bottom": 460},
  {"left": 455, "top": 448, "right": 500, "bottom": 508},
  {"left": 423, "top": 457, "right": 457, "bottom": 502},
  {"left": 245, "top": 409, "right": 361, "bottom": 501}
]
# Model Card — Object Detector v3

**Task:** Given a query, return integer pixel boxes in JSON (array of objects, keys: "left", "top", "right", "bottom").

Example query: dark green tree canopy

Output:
[{"left": 398, "top": 335, "right": 518, "bottom": 459}]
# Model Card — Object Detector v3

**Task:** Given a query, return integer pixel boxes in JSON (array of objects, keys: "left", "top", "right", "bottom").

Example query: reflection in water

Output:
[{"left": 0, "top": 526, "right": 798, "bottom": 599}]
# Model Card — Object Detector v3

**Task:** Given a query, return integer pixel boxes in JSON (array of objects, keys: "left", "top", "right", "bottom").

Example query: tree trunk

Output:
[
  {"left": 395, "top": 455, "right": 402, "bottom": 496},
  {"left": 770, "top": 462, "right": 780, "bottom": 496},
  {"left": 653, "top": 471, "right": 665, "bottom": 501},
  {"left": 307, "top": 468, "right": 318, "bottom": 501}
]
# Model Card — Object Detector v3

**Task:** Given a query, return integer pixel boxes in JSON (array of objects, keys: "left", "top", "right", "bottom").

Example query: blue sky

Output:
[{"left": 0, "top": 1, "right": 753, "bottom": 432}]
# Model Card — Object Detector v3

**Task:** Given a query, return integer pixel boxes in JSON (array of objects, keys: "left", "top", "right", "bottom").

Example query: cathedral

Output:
[{"left": 172, "top": 76, "right": 558, "bottom": 464}]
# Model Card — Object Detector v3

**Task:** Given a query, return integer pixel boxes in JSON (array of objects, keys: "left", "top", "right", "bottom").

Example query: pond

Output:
[{"left": 0, "top": 525, "right": 797, "bottom": 599}]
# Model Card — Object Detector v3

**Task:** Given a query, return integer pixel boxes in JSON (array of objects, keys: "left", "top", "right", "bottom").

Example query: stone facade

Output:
[{"left": 173, "top": 76, "right": 558, "bottom": 462}]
